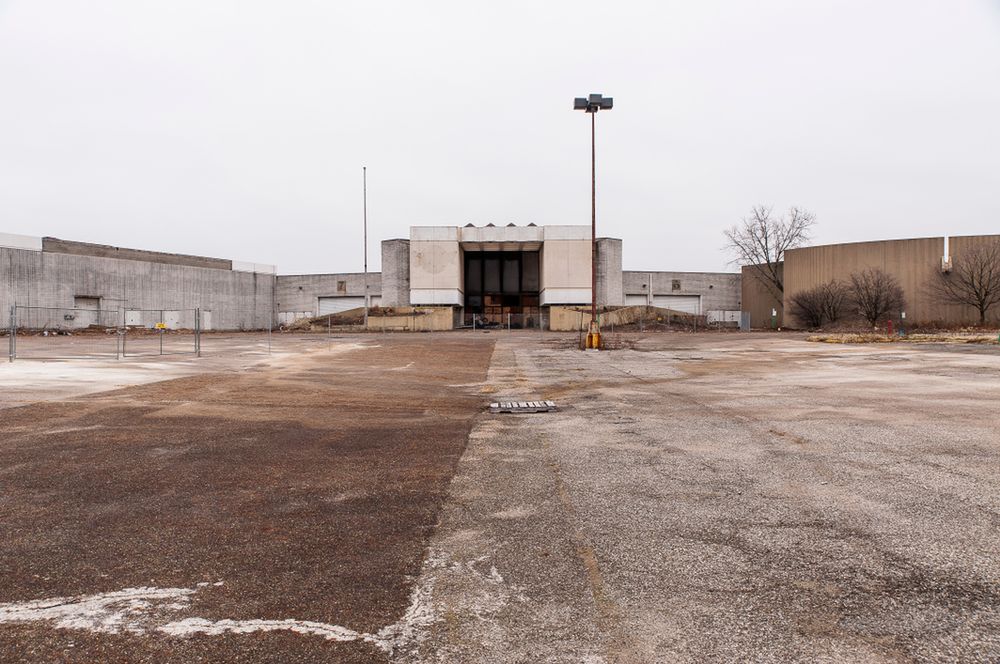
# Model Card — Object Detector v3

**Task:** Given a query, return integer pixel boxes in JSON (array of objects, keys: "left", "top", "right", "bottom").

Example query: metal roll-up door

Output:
[
  {"left": 652, "top": 295, "right": 701, "bottom": 314},
  {"left": 318, "top": 296, "right": 365, "bottom": 315}
]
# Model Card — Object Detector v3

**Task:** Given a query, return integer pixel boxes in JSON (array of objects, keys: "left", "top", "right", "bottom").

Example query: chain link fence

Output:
[
  {"left": 463, "top": 312, "right": 548, "bottom": 330},
  {"left": 122, "top": 309, "right": 201, "bottom": 357},
  {"left": 6, "top": 305, "right": 202, "bottom": 361},
  {"left": 7, "top": 305, "right": 122, "bottom": 360}
]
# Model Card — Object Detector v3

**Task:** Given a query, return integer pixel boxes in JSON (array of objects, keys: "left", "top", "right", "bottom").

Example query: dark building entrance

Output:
[{"left": 463, "top": 250, "right": 540, "bottom": 327}]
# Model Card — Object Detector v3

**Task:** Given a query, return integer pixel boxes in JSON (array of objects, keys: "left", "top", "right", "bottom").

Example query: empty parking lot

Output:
[{"left": 1, "top": 332, "right": 998, "bottom": 662}]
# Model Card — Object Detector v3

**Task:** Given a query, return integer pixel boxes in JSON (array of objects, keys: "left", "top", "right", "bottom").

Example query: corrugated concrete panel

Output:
[
  {"left": 1, "top": 247, "right": 274, "bottom": 330},
  {"left": 596, "top": 238, "right": 624, "bottom": 307},
  {"left": 381, "top": 239, "right": 410, "bottom": 307}
]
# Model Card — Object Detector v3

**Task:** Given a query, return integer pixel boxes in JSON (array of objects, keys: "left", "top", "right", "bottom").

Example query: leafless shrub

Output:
[
  {"left": 724, "top": 205, "right": 815, "bottom": 299},
  {"left": 927, "top": 241, "right": 1000, "bottom": 325},
  {"left": 789, "top": 287, "right": 825, "bottom": 328},
  {"left": 789, "top": 280, "right": 850, "bottom": 328},
  {"left": 849, "top": 269, "right": 905, "bottom": 327}
]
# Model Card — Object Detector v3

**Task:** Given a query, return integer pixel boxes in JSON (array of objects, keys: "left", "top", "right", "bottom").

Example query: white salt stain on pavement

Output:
[
  {"left": 0, "top": 578, "right": 439, "bottom": 654},
  {"left": 160, "top": 617, "right": 363, "bottom": 642},
  {"left": 0, "top": 586, "right": 197, "bottom": 634}
]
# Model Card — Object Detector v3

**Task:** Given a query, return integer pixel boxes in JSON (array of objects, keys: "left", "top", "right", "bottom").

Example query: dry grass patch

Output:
[{"left": 808, "top": 333, "right": 998, "bottom": 345}]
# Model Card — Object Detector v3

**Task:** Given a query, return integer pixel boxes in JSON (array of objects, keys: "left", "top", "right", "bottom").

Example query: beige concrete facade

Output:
[
  {"left": 741, "top": 234, "right": 1000, "bottom": 327},
  {"left": 783, "top": 235, "right": 1000, "bottom": 325},
  {"left": 741, "top": 263, "right": 784, "bottom": 328}
]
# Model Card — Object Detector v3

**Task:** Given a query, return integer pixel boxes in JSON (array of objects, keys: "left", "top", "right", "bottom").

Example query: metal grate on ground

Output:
[{"left": 489, "top": 400, "right": 558, "bottom": 414}]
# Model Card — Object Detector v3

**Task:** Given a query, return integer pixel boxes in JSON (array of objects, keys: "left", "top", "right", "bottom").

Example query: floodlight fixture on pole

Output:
[{"left": 573, "top": 93, "right": 612, "bottom": 350}]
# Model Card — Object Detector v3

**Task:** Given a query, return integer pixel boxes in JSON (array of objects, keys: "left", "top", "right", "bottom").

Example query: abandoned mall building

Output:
[
  {"left": 4, "top": 224, "right": 997, "bottom": 330},
  {"left": 0, "top": 224, "right": 740, "bottom": 331}
]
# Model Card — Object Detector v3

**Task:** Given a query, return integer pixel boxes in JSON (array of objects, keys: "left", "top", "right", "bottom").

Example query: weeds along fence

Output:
[{"left": 6, "top": 305, "right": 202, "bottom": 361}]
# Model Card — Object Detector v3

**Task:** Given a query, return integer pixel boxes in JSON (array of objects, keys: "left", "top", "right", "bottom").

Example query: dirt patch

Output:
[{"left": 0, "top": 337, "right": 494, "bottom": 663}]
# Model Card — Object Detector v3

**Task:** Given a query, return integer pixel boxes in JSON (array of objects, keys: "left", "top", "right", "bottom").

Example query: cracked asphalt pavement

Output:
[{"left": 1, "top": 331, "right": 998, "bottom": 662}]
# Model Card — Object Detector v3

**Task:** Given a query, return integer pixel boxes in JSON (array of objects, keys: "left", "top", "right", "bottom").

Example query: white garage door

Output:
[
  {"left": 652, "top": 295, "right": 701, "bottom": 314},
  {"left": 318, "top": 296, "right": 365, "bottom": 315},
  {"left": 625, "top": 294, "right": 647, "bottom": 306}
]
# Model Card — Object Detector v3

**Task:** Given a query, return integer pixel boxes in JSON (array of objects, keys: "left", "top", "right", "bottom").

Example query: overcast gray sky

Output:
[{"left": 1, "top": 1, "right": 998, "bottom": 274}]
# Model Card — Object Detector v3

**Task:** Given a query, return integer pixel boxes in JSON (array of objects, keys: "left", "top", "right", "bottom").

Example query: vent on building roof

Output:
[
  {"left": 464, "top": 223, "right": 475, "bottom": 228},
  {"left": 486, "top": 223, "right": 495, "bottom": 227},
  {"left": 507, "top": 222, "right": 516, "bottom": 227},
  {"left": 527, "top": 222, "right": 537, "bottom": 227}
]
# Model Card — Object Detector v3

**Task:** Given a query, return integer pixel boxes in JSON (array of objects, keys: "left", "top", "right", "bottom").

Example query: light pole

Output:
[
  {"left": 574, "top": 93, "right": 613, "bottom": 349},
  {"left": 363, "top": 166, "right": 368, "bottom": 330}
]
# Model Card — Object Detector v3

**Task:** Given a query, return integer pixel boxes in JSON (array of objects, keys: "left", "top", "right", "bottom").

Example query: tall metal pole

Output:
[
  {"left": 8, "top": 306, "right": 14, "bottom": 363},
  {"left": 591, "top": 111, "right": 597, "bottom": 326},
  {"left": 363, "top": 166, "right": 368, "bottom": 274},
  {"left": 363, "top": 166, "right": 369, "bottom": 330},
  {"left": 574, "top": 93, "right": 611, "bottom": 348}
]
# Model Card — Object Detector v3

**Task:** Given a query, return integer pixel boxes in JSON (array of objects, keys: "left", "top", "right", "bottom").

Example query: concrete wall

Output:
[
  {"left": 781, "top": 234, "right": 1000, "bottom": 325},
  {"left": 366, "top": 306, "right": 454, "bottom": 331},
  {"left": 381, "top": 239, "right": 410, "bottom": 307},
  {"left": 623, "top": 270, "right": 741, "bottom": 312},
  {"left": 275, "top": 272, "right": 382, "bottom": 323},
  {"left": 548, "top": 304, "right": 707, "bottom": 331},
  {"left": 2, "top": 245, "right": 275, "bottom": 330},
  {"left": 596, "top": 238, "right": 624, "bottom": 307}
]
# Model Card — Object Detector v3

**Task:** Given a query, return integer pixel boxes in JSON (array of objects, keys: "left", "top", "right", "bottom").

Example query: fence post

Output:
[{"left": 8, "top": 306, "right": 14, "bottom": 363}]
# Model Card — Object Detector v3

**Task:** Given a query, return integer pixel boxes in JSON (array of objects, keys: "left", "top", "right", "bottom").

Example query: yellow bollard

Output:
[{"left": 585, "top": 321, "right": 601, "bottom": 350}]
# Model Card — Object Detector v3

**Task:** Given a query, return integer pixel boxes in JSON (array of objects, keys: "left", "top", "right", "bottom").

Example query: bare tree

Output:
[
  {"left": 849, "top": 269, "right": 905, "bottom": 327},
  {"left": 819, "top": 280, "right": 850, "bottom": 325},
  {"left": 789, "top": 287, "right": 825, "bottom": 328},
  {"left": 927, "top": 241, "right": 1000, "bottom": 325},
  {"left": 724, "top": 205, "right": 816, "bottom": 299},
  {"left": 789, "top": 280, "right": 850, "bottom": 328}
]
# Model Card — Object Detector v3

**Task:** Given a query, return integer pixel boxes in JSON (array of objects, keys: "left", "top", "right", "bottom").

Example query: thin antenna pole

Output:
[
  {"left": 363, "top": 166, "right": 369, "bottom": 330},
  {"left": 363, "top": 166, "right": 368, "bottom": 274}
]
